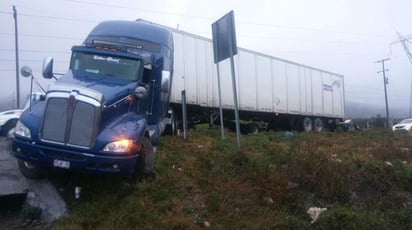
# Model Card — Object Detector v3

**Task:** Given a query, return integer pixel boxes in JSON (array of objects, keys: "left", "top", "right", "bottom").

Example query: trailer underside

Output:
[{"left": 169, "top": 103, "right": 343, "bottom": 133}]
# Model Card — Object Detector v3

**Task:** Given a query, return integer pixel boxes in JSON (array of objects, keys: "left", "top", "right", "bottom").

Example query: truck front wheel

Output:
[
  {"left": 17, "top": 159, "right": 43, "bottom": 179},
  {"left": 136, "top": 136, "right": 155, "bottom": 178},
  {"left": 1, "top": 120, "right": 17, "bottom": 138}
]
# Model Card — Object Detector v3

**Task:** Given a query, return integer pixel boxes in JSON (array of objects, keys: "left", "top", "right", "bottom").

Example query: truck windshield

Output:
[{"left": 70, "top": 52, "right": 142, "bottom": 81}]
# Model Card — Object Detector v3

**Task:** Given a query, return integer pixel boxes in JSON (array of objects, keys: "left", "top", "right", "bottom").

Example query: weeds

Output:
[
  {"left": 54, "top": 129, "right": 412, "bottom": 229},
  {"left": 20, "top": 205, "right": 42, "bottom": 222}
]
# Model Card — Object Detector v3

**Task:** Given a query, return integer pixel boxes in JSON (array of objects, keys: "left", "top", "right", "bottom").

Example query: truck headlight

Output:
[
  {"left": 103, "top": 139, "right": 133, "bottom": 153},
  {"left": 15, "top": 120, "right": 31, "bottom": 139}
]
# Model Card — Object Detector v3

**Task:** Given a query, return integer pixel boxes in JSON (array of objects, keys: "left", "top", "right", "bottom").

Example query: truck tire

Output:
[
  {"left": 17, "top": 159, "right": 43, "bottom": 179},
  {"left": 1, "top": 120, "right": 17, "bottom": 138},
  {"left": 302, "top": 117, "right": 313, "bottom": 132},
  {"left": 165, "top": 111, "right": 178, "bottom": 136},
  {"left": 247, "top": 123, "right": 259, "bottom": 134},
  {"left": 136, "top": 136, "right": 155, "bottom": 178},
  {"left": 313, "top": 118, "right": 324, "bottom": 132}
]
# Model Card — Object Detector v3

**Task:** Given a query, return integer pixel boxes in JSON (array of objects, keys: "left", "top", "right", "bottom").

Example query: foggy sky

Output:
[{"left": 1, "top": 0, "right": 412, "bottom": 117}]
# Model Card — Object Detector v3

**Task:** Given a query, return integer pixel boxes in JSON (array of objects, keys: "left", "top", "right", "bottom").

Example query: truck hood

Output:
[{"left": 56, "top": 70, "right": 138, "bottom": 106}]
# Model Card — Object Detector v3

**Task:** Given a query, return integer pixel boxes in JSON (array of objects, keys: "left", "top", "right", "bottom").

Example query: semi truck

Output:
[
  {"left": 13, "top": 20, "right": 173, "bottom": 178},
  {"left": 13, "top": 19, "right": 344, "bottom": 178}
]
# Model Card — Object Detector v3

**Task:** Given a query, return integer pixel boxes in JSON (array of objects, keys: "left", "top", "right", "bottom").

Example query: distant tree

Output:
[{"left": 374, "top": 114, "right": 386, "bottom": 128}]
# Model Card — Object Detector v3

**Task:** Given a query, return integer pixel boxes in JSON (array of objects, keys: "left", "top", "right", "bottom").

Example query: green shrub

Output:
[{"left": 314, "top": 206, "right": 389, "bottom": 230}]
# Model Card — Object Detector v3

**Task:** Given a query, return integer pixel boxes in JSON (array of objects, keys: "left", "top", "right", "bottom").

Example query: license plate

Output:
[{"left": 53, "top": 159, "right": 70, "bottom": 169}]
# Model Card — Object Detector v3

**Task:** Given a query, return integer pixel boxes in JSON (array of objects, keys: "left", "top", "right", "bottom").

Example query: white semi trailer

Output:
[{"left": 158, "top": 22, "right": 345, "bottom": 132}]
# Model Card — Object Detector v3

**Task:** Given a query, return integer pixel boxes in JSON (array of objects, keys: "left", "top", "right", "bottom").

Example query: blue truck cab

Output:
[{"left": 13, "top": 20, "right": 173, "bottom": 178}]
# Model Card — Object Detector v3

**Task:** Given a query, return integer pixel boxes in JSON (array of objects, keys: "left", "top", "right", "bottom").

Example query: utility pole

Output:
[
  {"left": 13, "top": 6, "right": 20, "bottom": 109},
  {"left": 376, "top": 58, "right": 390, "bottom": 128},
  {"left": 391, "top": 32, "right": 412, "bottom": 118},
  {"left": 394, "top": 32, "right": 412, "bottom": 64},
  {"left": 410, "top": 80, "right": 412, "bottom": 117}
]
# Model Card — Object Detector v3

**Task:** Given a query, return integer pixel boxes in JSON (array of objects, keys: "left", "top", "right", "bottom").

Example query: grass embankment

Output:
[{"left": 54, "top": 127, "right": 412, "bottom": 229}]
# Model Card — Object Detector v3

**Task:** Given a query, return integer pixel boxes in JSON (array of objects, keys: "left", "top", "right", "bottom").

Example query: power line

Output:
[
  {"left": 0, "top": 30, "right": 385, "bottom": 47},
  {"left": 345, "top": 89, "right": 407, "bottom": 98},
  {"left": 0, "top": 59, "right": 68, "bottom": 63},
  {"left": 0, "top": 27, "right": 386, "bottom": 48},
  {"left": 0, "top": 48, "right": 69, "bottom": 54},
  {"left": 2, "top": 5, "right": 95, "bottom": 23},
  {"left": 0, "top": 32, "right": 83, "bottom": 40},
  {"left": 18, "top": 12, "right": 99, "bottom": 24},
  {"left": 273, "top": 49, "right": 385, "bottom": 57},
  {"left": 345, "top": 93, "right": 408, "bottom": 101},
  {"left": 0, "top": 46, "right": 384, "bottom": 57},
  {"left": 240, "top": 21, "right": 391, "bottom": 39},
  {"left": 238, "top": 34, "right": 386, "bottom": 45},
  {"left": 0, "top": 3, "right": 394, "bottom": 50},
  {"left": 77, "top": 0, "right": 390, "bottom": 38},
  {"left": 0, "top": 11, "right": 11, "bottom": 15},
  {"left": 23, "top": 0, "right": 391, "bottom": 39},
  {"left": 63, "top": 0, "right": 213, "bottom": 20},
  {"left": 191, "top": 29, "right": 388, "bottom": 45}
]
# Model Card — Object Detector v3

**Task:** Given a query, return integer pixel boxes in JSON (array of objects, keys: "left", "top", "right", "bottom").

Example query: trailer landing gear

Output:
[{"left": 165, "top": 110, "right": 179, "bottom": 136}]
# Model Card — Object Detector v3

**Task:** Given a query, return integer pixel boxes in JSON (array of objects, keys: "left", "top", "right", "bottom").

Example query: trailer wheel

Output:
[
  {"left": 313, "top": 118, "right": 324, "bottom": 132},
  {"left": 136, "top": 136, "right": 155, "bottom": 178},
  {"left": 302, "top": 117, "right": 313, "bottom": 132},
  {"left": 247, "top": 123, "right": 259, "bottom": 134},
  {"left": 17, "top": 159, "right": 43, "bottom": 179}
]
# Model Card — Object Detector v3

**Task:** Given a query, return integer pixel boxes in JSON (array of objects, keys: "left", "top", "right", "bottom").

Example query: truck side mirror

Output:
[
  {"left": 144, "top": 64, "right": 152, "bottom": 70},
  {"left": 21, "top": 66, "right": 33, "bottom": 78},
  {"left": 42, "top": 57, "right": 54, "bottom": 79},
  {"left": 161, "top": 71, "right": 171, "bottom": 93},
  {"left": 134, "top": 86, "right": 147, "bottom": 99}
]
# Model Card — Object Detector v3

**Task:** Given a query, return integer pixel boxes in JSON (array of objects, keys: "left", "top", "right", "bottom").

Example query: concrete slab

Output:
[
  {"left": 25, "top": 179, "right": 68, "bottom": 222},
  {"left": 0, "top": 137, "right": 28, "bottom": 196},
  {"left": 0, "top": 137, "right": 67, "bottom": 222}
]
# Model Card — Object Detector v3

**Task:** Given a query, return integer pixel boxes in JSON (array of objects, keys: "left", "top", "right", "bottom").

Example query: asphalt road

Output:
[{"left": 0, "top": 137, "right": 67, "bottom": 224}]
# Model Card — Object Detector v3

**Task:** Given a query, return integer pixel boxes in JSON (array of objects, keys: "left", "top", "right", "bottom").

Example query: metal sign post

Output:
[
  {"left": 216, "top": 63, "right": 225, "bottom": 140},
  {"left": 212, "top": 11, "right": 240, "bottom": 148},
  {"left": 181, "top": 90, "right": 188, "bottom": 140},
  {"left": 228, "top": 38, "right": 240, "bottom": 149}
]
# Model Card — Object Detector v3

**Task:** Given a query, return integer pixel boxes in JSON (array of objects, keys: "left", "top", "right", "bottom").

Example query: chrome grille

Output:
[
  {"left": 42, "top": 98, "right": 68, "bottom": 143},
  {"left": 68, "top": 101, "right": 96, "bottom": 147},
  {"left": 41, "top": 85, "right": 102, "bottom": 148}
]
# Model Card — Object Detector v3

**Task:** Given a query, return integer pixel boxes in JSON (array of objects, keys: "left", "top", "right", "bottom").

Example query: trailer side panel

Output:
[{"left": 169, "top": 30, "right": 344, "bottom": 122}]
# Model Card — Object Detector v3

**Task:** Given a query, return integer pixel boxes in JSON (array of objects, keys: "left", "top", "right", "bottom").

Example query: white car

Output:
[
  {"left": 392, "top": 118, "right": 412, "bottom": 131},
  {"left": 0, "top": 92, "right": 44, "bottom": 138},
  {"left": 0, "top": 110, "right": 24, "bottom": 138}
]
